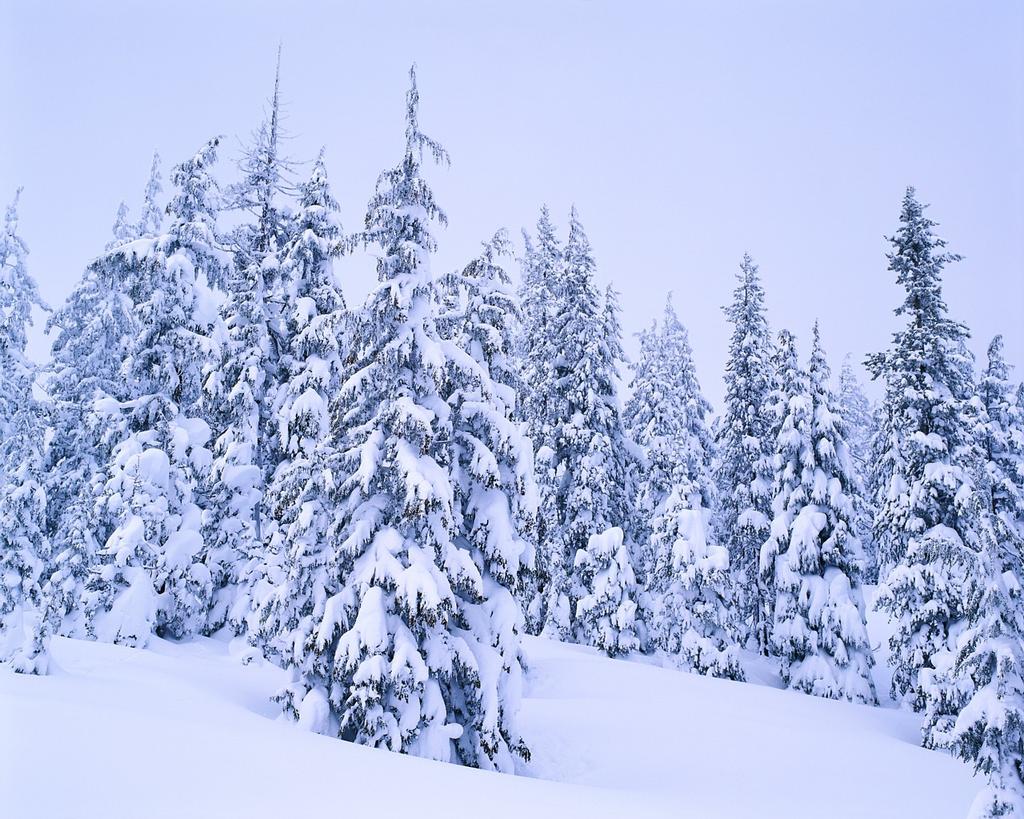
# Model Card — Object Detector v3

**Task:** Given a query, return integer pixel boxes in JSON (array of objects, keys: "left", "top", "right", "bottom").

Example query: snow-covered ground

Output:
[{"left": 1, "top": 605, "right": 980, "bottom": 819}]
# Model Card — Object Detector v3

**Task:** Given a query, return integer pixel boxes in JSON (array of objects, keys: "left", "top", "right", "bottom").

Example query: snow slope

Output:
[{"left": 1, "top": 626, "right": 978, "bottom": 818}]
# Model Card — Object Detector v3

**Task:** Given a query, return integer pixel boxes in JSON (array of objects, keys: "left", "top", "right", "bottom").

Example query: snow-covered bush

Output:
[
  {"left": 761, "top": 325, "right": 876, "bottom": 704},
  {"left": 575, "top": 527, "right": 641, "bottom": 657},
  {"left": 651, "top": 489, "right": 743, "bottom": 679}
]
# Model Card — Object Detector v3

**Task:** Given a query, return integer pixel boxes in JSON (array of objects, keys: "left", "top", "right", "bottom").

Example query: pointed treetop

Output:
[
  {"left": 733, "top": 252, "right": 764, "bottom": 299},
  {"left": 168, "top": 137, "right": 222, "bottom": 223},
  {"left": 0, "top": 188, "right": 48, "bottom": 362},
  {"left": 269, "top": 44, "right": 283, "bottom": 160},
  {"left": 724, "top": 252, "right": 768, "bottom": 334},
  {"left": 775, "top": 329, "right": 801, "bottom": 380},
  {"left": 4, "top": 187, "right": 23, "bottom": 238},
  {"left": 138, "top": 151, "right": 163, "bottom": 237},
  {"left": 809, "top": 320, "right": 829, "bottom": 379},
  {"left": 405, "top": 64, "right": 449, "bottom": 168},
  {"left": 889, "top": 186, "right": 962, "bottom": 322},
  {"left": 566, "top": 205, "right": 594, "bottom": 276},
  {"left": 663, "top": 291, "right": 681, "bottom": 328},
  {"left": 986, "top": 334, "right": 1009, "bottom": 382},
  {"left": 310, "top": 146, "right": 328, "bottom": 184},
  {"left": 535, "top": 205, "right": 560, "bottom": 254},
  {"left": 519, "top": 226, "right": 535, "bottom": 261},
  {"left": 273, "top": 44, "right": 282, "bottom": 110},
  {"left": 108, "top": 202, "right": 132, "bottom": 249}
]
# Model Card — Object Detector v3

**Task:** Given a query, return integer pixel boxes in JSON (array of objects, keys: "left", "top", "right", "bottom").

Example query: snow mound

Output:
[{"left": 0, "top": 632, "right": 978, "bottom": 818}]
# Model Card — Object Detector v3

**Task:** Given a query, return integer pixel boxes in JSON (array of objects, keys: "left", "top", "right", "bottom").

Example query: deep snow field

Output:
[{"left": 1, "top": 596, "right": 980, "bottom": 818}]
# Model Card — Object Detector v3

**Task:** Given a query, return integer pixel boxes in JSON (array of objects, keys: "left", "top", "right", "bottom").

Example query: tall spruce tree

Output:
[
  {"left": 43, "top": 159, "right": 161, "bottom": 637},
  {"left": 517, "top": 208, "right": 563, "bottom": 447},
  {"left": 869, "top": 187, "right": 990, "bottom": 709},
  {"left": 252, "top": 150, "right": 348, "bottom": 709},
  {"left": 85, "top": 138, "right": 229, "bottom": 646},
  {"left": 978, "top": 335, "right": 1024, "bottom": 575},
  {"left": 205, "top": 53, "right": 296, "bottom": 630},
  {"left": 929, "top": 553, "right": 1024, "bottom": 818},
  {"left": 624, "top": 296, "right": 732, "bottom": 668},
  {"left": 624, "top": 297, "right": 716, "bottom": 554},
  {"left": 516, "top": 208, "right": 563, "bottom": 632},
  {"left": 0, "top": 190, "right": 51, "bottom": 673},
  {"left": 437, "top": 229, "right": 534, "bottom": 767},
  {"left": 538, "top": 210, "right": 636, "bottom": 642},
  {"left": 574, "top": 526, "right": 641, "bottom": 657},
  {"left": 714, "top": 253, "right": 773, "bottom": 652},
  {"left": 838, "top": 356, "right": 879, "bottom": 582},
  {"left": 261, "top": 68, "right": 528, "bottom": 770},
  {"left": 761, "top": 324, "right": 876, "bottom": 703}
]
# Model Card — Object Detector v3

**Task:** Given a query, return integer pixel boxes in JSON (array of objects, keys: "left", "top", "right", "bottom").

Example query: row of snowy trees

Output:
[
  {"left": 1, "top": 64, "right": 1022, "bottom": 808},
  {"left": 0, "top": 66, "right": 532, "bottom": 772},
  {"left": 868, "top": 191, "right": 1024, "bottom": 817}
]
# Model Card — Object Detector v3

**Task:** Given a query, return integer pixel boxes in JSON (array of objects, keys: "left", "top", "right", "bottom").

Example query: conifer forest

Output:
[{"left": 2, "top": 3, "right": 1022, "bottom": 817}]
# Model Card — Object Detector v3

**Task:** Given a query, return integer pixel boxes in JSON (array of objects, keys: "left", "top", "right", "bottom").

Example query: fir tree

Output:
[
  {"left": 760, "top": 329, "right": 804, "bottom": 644},
  {"left": 262, "top": 68, "right": 528, "bottom": 770},
  {"left": 838, "top": 356, "right": 879, "bottom": 582},
  {"left": 253, "top": 150, "right": 348, "bottom": 681},
  {"left": 869, "top": 187, "right": 989, "bottom": 709},
  {"left": 761, "top": 324, "right": 876, "bottom": 703},
  {"left": 714, "top": 253, "right": 773, "bottom": 652},
  {"left": 108, "top": 202, "right": 133, "bottom": 250},
  {"left": 517, "top": 206, "right": 563, "bottom": 452},
  {"left": 43, "top": 160, "right": 160, "bottom": 637},
  {"left": 538, "top": 210, "right": 636, "bottom": 642},
  {"left": 624, "top": 296, "right": 716, "bottom": 552},
  {"left": 0, "top": 190, "right": 44, "bottom": 428},
  {"left": 574, "top": 527, "right": 641, "bottom": 657},
  {"left": 0, "top": 189, "right": 51, "bottom": 673},
  {"left": 978, "top": 335, "right": 1024, "bottom": 575},
  {"left": 651, "top": 486, "right": 744, "bottom": 679},
  {"left": 85, "top": 138, "right": 229, "bottom": 646},
  {"left": 624, "top": 295, "right": 726, "bottom": 662},
  {"left": 205, "top": 53, "right": 296, "bottom": 630},
  {"left": 137, "top": 151, "right": 165, "bottom": 239},
  {"left": 516, "top": 208, "right": 564, "bottom": 633},
  {"left": 932, "top": 559, "right": 1024, "bottom": 818},
  {"left": 437, "top": 229, "right": 534, "bottom": 767}
]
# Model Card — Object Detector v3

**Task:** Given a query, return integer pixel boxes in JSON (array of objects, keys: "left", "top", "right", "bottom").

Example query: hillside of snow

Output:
[{"left": 1, "top": 621, "right": 979, "bottom": 819}]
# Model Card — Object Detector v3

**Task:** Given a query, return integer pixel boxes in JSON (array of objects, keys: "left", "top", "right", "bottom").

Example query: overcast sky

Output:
[{"left": 2, "top": 0, "right": 1021, "bottom": 408}]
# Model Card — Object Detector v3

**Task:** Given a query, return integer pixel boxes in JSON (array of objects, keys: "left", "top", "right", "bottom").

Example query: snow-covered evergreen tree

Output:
[
  {"left": 978, "top": 335, "right": 1024, "bottom": 575},
  {"left": 85, "top": 138, "right": 229, "bottom": 646},
  {"left": 204, "top": 54, "right": 296, "bottom": 631},
  {"left": 838, "top": 356, "right": 879, "bottom": 582},
  {"left": 437, "top": 228, "right": 534, "bottom": 767},
  {"left": 761, "top": 324, "right": 876, "bottom": 703},
  {"left": 253, "top": 150, "right": 347, "bottom": 669},
  {"left": 0, "top": 189, "right": 51, "bottom": 673},
  {"left": 714, "top": 253, "right": 773, "bottom": 651},
  {"left": 574, "top": 527, "right": 640, "bottom": 657},
  {"left": 0, "top": 190, "right": 44, "bottom": 429},
  {"left": 651, "top": 486, "right": 743, "bottom": 679},
  {"left": 538, "top": 210, "right": 636, "bottom": 642},
  {"left": 869, "top": 187, "right": 990, "bottom": 709},
  {"left": 624, "top": 295, "right": 728, "bottom": 663},
  {"left": 760, "top": 329, "right": 804, "bottom": 644},
  {"left": 517, "top": 207, "right": 563, "bottom": 453},
  {"left": 42, "top": 159, "right": 161, "bottom": 637},
  {"left": 929, "top": 557, "right": 1024, "bottom": 818},
  {"left": 516, "top": 208, "right": 564, "bottom": 633},
  {"left": 624, "top": 296, "right": 716, "bottom": 558},
  {"left": 260, "top": 68, "right": 527, "bottom": 770},
  {"left": 137, "top": 151, "right": 165, "bottom": 239}
]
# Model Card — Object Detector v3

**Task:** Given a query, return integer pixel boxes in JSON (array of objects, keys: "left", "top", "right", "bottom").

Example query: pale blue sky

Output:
[{"left": 2, "top": 0, "right": 1021, "bottom": 407}]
